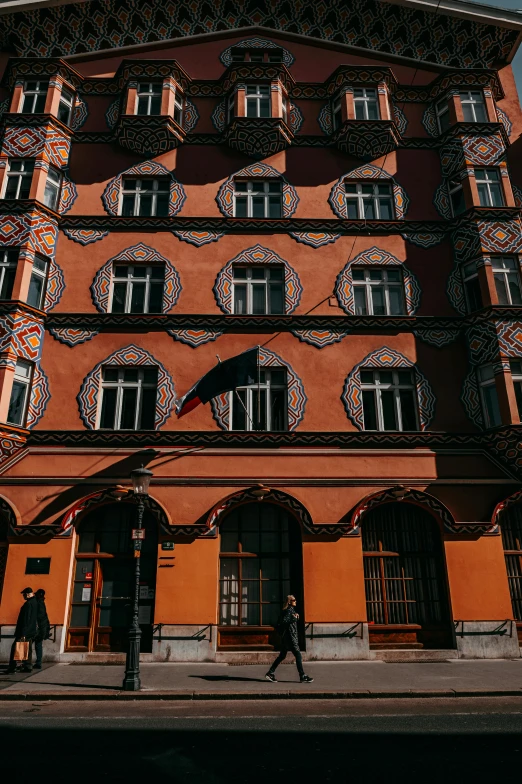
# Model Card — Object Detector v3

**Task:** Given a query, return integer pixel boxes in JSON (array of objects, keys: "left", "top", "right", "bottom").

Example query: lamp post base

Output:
[{"left": 122, "top": 624, "right": 142, "bottom": 691}]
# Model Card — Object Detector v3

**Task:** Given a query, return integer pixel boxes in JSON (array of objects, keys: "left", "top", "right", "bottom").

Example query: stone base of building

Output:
[{"left": 453, "top": 620, "right": 521, "bottom": 659}]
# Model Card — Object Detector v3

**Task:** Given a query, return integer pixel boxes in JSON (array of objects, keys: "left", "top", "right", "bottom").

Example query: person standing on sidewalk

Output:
[
  {"left": 266, "top": 595, "right": 313, "bottom": 683},
  {"left": 33, "top": 588, "right": 50, "bottom": 670},
  {"left": 6, "top": 587, "right": 38, "bottom": 673}
]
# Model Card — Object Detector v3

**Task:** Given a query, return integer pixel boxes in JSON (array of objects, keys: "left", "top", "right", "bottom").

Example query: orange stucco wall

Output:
[{"left": 303, "top": 537, "right": 367, "bottom": 623}]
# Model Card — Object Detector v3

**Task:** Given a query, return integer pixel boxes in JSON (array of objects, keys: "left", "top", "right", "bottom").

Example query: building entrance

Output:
[
  {"left": 218, "top": 501, "right": 303, "bottom": 650},
  {"left": 500, "top": 502, "right": 522, "bottom": 643},
  {"left": 66, "top": 502, "right": 157, "bottom": 653}
]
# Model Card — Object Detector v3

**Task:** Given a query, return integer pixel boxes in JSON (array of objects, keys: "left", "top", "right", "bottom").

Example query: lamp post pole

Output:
[{"left": 122, "top": 466, "right": 153, "bottom": 692}]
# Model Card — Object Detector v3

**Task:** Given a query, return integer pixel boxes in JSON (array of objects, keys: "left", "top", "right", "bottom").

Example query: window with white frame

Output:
[
  {"left": 475, "top": 168, "right": 504, "bottom": 207},
  {"left": 3, "top": 159, "right": 34, "bottom": 200},
  {"left": 57, "top": 85, "right": 75, "bottom": 126},
  {"left": 352, "top": 266, "right": 406, "bottom": 316},
  {"left": 110, "top": 264, "right": 164, "bottom": 314},
  {"left": 448, "top": 176, "right": 466, "bottom": 216},
  {"left": 361, "top": 368, "right": 418, "bottom": 431},
  {"left": 43, "top": 166, "right": 62, "bottom": 211},
  {"left": 332, "top": 94, "right": 343, "bottom": 130},
  {"left": 136, "top": 82, "right": 162, "bottom": 116},
  {"left": 227, "top": 91, "right": 236, "bottom": 124},
  {"left": 232, "top": 266, "right": 285, "bottom": 315},
  {"left": 460, "top": 90, "right": 487, "bottom": 123},
  {"left": 21, "top": 80, "right": 48, "bottom": 114},
  {"left": 7, "top": 359, "right": 32, "bottom": 426},
  {"left": 120, "top": 178, "right": 169, "bottom": 217},
  {"left": 492, "top": 256, "right": 522, "bottom": 305},
  {"left": 435, "top": 97, "right": 450, "bottom": 133},
  {"left": 27, "top": 255, "right": 48, "bottom": 310},
  {"left": 353, "top": 88, "right": 380, "bottom": 120},
  {"left": 478, "top": 364, "right": 501, "bottom": 428},
  {"left": 345, "top": 181, "right": 394, "bottom": 220},
  {"left": 245, "top": 85, "right": 271, "bottom": 118},
  {"left": 461, "top": 260, "right": 482, "bottom": 312},
  {"left": 510, "top": 360, "right": 522, "bottom": 420},
  {"left": 233, "top": 180, "right": 282, "bottom": 218},
  {"left": 230, "top": 367, "right": 287, "bottom": 431},
  {"left": 98, "top": 366, "right": 158, "bottom": 430},
  {"left": 0, "top": 248, "right": 18, "bottom": 300},
  {"left": 173, "top": 91, "right": 183, "bottom": 126}
]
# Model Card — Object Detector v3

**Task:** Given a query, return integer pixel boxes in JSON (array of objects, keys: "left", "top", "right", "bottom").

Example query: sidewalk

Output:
[{"left": 1, "top": 659, "right": 522, "bottom": 700}]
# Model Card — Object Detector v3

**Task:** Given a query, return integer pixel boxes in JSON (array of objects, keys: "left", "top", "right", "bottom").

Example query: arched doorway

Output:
[
  {"left": 499, "top": 502, "right": 522, "bottom": 642},
  {"left": 362, "top": 502, "right": 452, "bottom": 649},
  {"left": 218, "top": 501, "right": 303, "bottom": 650},
  {"left": 66, "top": 502, "right": 158, "bottom": 653}
]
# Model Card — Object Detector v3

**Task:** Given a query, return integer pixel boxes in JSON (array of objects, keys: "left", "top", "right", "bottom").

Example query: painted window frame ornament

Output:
[
  {"left": 90, "top": 243, "right": 181, "bottom": 314},
  {"left": 342, "top": 347, "right": 436, "bottom": 431},
  {"left": 213, "top": 245, "right": 302, "bottom": 315},
  {"left": 101, "top": 160, "right": 186, "bottom": 216},
  {"left": 350, "top": 487, "right": 460, "bottom": 535},
  {"left": 329, "top": 164, "right": 409, "bottom": 220},
  {"left": 77, "top": 344, "right": 176, "bottom": 430},
  {"left": 210, "top": 346, "right": 307, "bottom": 431},
  {"left": 335, "top": 247, "right": 421, "bottom": 315},
  {"left": 219, "top": 38, "right": 295, "bottom": 68},
  {"left": 216, "top": 163, "right": 299, "bottom": 218}
]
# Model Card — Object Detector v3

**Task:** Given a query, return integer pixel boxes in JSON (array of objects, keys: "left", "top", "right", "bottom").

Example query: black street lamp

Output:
[{"left": 122, "top": 465, "right": 153, "bottom": 692}]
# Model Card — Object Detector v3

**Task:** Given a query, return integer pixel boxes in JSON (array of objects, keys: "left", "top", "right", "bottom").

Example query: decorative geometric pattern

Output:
[
  {"left": 49, "top": 328, "right": 99, "bottom": 347},
  {"left": 329, "top": 164, "right": 409, "bottom": 220},
  {"left": 496, "top": 106, "right": 512, "bottom": 137},
  {"left": 59, "top": 487, "right": 170, "bottom": 538},
  {"left": 101, "top": 160, "right": 186, "bottom": 216},
  {"left": 0, "top": 98, "right": 9, "bottom": 121},
  {"left": 63, "top": 228, "right": 109, "bottom": 245},
  {"left": 288, "top": 102, "right": 303, "bottom": 133},
  {"left": 478, "top": 220, "right": 522, "bottom": 256},
  {"left": 496, "top": 320, "right": 522, "bottom": 357},
  {"left": 211, "top": 346, "right": 307, "bottom": 432},
  {"left": 219, "top": 38, "right": 295, "bottom": 68},
  {"left": 292, "top": 329, "right": 350, "bottom": 349},
  {"left": 213, "top": 245, "right": 302, "bottom": 315},
  {"left": 335, "top": 247, "right": 421, "bottom": 315},
  {"left": 414, "top": 328, "right": 460, "bottom": 348},
  {"left": 1, "top": 125, "right": 71, "bottom": 169},
  {"left": 513, "top": 185, "right": 522, "bottom": 208},
  {"left": 26, "top": 363, "right": 50, "bottom": 428},
  {"left": 0, "top": 214, "right": 58, "bottom": 258},
  {"left": 173, "top": 230, "right": 224, "bottom": 247},
  {"left": 59, "top": 174, "right": 78, "bottom": 214},
  {"left": 402, "top": 231, "right": 445, "bottom": 249},
  {"left": 462, "top": 133, "right": 506, "bottom": 166},
  {"left": 342, "top": 347, "right": 436, "bottom": 431},
  {"left": 350, "top": 488, "right": 460, "bottom": 535},
  {"left": 167, "top": 329, "right": 223, "bottom": 348},
  {"left": 105, "top": 97, "right": 120, "bottom": 129},
  {"left": 317, "top": 103, "right": 332, "bottom": 135},
  {"left": 447, "top": 265, "right": 467, "bottom": 315},
  {"left": 216, "top": 163, "right": 298, "bottom": 218},
  {"left": 433, "top": 182, "right": 451, "bottom": 219},
  {"left": 91, "top": 244, "right": 181, "bottom": 313},
  {"left": 211, "top": 99, "right": 226, "bottom": 132},
  {"left": 183, "top": 97, "right": 199, "bottom": 132},
  {"left": 0, "top": 429, "right": 27, "bottom": 470},
  {"left": 461, "top": 368, "right": 483, "bottom": 428},
  {"left": 71, "top": 95, "right": 88, "bottom": 130},
  {"left": 289, "top": 232, "right": 340, "bottom": 248},
  {"left": 77, "top": 344, "right": 176, "bottom": 430},
  {"left": 421, "top": 105, "right": 438, "bottom": 137},
  {"left": 466, "top": 321, "right": 499, "bottom": 365},
  {"left": 392, "top": 103, "right": 408, "bottom": 135},
  {"left": 44, "top": 259, "right": 65, "bottom": 311},
  {"left": 0, "top": 313, "right": 44, "bottom": 362}
]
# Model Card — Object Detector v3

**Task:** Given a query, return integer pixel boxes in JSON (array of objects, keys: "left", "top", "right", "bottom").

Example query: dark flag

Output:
[{"left": 176, "top": 347, "right": 259, "bottom": 418}]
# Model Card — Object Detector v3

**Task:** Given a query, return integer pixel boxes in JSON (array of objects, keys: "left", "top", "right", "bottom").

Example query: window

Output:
[
  {"left": 3, "top": 159, "right": 34, "bottom": 200},
  {"left": 230, "top": 368, "right": 287, "bottom": 431},
  {"left": 227, "top": 92, "right": 236, "bottom": 124},
  {"left": 460, "top": 90, "right": 487, "bottom": 123},
  {"left": 478, "top": 364, "right": 501, "bottom": 428},
  {"left": 232, "top": 266, "right": 284, "bottom": 315},
  {"left": 352, "top": 267, "right": 406, "bottom": 316},
  {"left": 21, "top": 80, "right": 48, "bottom": 114},
  {"left": 27, "top": 254, "right": 48, "bottom": 310},
  {"left": 492, "top": 256, "right": 522, "bottom": 305},
  {"left": 353, "top": 87, "right": 379, "bottom": 120},
  {"left": 332, "top": 95, "right": 343, "bottom": 130},
  {"left": 234, "top": 180, "right": 282, "bottom": 218},
  {"left": 0, "top": 249, "right": 18, "bottom": 300},
  {"left": 136, "top": 82, "right": 162, "bottom": 116},
  {"left": 120, "top": 178, "right": 169, "bottom": 217},
  {"left": 7, "top": 360, "right": 32, "bottom": 426},
  {"left": 98, "top": 366, "right": 158, "bottom": 430},
  {"left": 435, "top": 97, "right": 450, "bottom": 133},
  {"left": 245, "top": 85, "right": 270, "bottom": 118},
  {"left": 43, "top": 166, "right": 62, "bottom": 211},
  {"left": 230, "top": 47, "right": 283, "bottom": 63},
  {"left": 361, "top": 368, "right": 418, "bottom": 431},
  {"left": 448, "top": 177, "right": 466, "bottom": 216},
  {"left": 475, "top": 168, "right": 504, "bottom": 207},
  {"left": 110, "top": 265, "right": 164, "bottom": 314},
  {"left": 461, "top": 261, "right": 482, "bottom": 312},
  {"left": 57, "top": 86, "right": 75, "bottom": 125},
  {"left": 173, "top": 92, "right": 183, "bottom": 126},
  {"left": 345, "top": 181, "right": 394, "bottom": 220},
  {"left": 510, "top": 360, "right": 522, "bottom": 420}
]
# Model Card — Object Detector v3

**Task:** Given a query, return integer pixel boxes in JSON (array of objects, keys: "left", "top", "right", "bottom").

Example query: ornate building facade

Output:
[{"left": 0, "top": 0, "right": 522, "bottom": 661}]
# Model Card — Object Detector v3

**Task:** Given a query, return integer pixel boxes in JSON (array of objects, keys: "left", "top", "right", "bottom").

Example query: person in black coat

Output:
[
  {"left": 34, "top": 588, "right": 51, "bottom": 669},
  {"left": 6, "top": 587, "right": 39, "bottom": 673},
  {"left": 266, "top": 595, "right": 313, "bottom": 683}
]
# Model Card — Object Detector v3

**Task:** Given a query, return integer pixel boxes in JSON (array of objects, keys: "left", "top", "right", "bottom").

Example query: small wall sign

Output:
[
  {"left": 161, "top": 541, "right": 175, "bottom": 551},
  {"left": 25, "top": 558, "right": 51, "bottom": 575}
]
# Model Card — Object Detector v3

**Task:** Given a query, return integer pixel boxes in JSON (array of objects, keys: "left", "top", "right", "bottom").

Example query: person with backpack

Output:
[
  {"left": 265, "top": 594, "right": 313, "bottom": 683},
  {"left": 34, "top": 588, "right": 51, "bottom": 669}
]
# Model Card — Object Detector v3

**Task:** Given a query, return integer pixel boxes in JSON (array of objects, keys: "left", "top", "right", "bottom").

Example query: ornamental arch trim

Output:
[
  {"left": 329, "top": 164, "right": 409, "bottom": 220},
  {"left": 206, "top": 487, "right": 313, "bottom": 536},
  {"left": 0, "top": 494, "right": 21, "bottom": 531},
  {"left": 101, "top": 160, "right": 186, "bottom": 216},
  {"left": 216, "top": 163, "right": 298, "bottom": 218},
  {"left": 213, "top": 245, "right": 302, "bottom": 314},
  {"left": 350, "top": 488, "right": 458, "bottom": 534},
  {"left": 492, "top": 489, "right": 522, "bottom": 532}
]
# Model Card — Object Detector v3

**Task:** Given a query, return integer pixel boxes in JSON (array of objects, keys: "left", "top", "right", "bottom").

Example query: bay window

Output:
[
  {"left": 43, "top": 166, "right": 62, "bottom": 211},
  {"left": 136, "top": 82, "right": 162, "bottom": 116},
  {"left": 27, "top": 255, "right": 48, "bottom": 310},
  {"left": 57, "top": 86, "right": 75, "bottom": 125},
  {"left": 21, "top": 80, "right": 48, "bottom": 114},
  {"left": 475, "top": 168, "right": 504, "bottom": 207},
  {"left": 478, "top": 364, "right": 501, "bottom": 428},
  {"left": 0, "top": 249, "right": 18, "bottom": 300},
  {"left": 3, "top": 160, "right": 34, "bottom": 200},
  {"left": 492, "top": 257, "right": 522, "bottom": 305},
  {"left": 353, "top": 88, "right": 379, "bottom": 120},
  {"left": 460, "top": 91, "right": 487, "bottom": 123},
  {"left": 245, "top": 85, "right": 270, "bottom": 118}
]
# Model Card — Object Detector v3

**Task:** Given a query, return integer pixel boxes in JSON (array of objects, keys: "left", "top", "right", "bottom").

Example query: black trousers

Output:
[
  {"left": 269, "top": 644, "right": 304, "bottom": 677},
  {"left": 8, "top": 639, "right": 33, "bottom": 671}
]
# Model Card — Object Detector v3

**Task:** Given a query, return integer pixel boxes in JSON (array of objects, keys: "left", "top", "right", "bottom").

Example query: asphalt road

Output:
[{"left": 1, "top": 697, "right": 522, "bottom": 783}]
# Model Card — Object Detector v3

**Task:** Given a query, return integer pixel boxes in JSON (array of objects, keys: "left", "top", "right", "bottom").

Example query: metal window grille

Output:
[
  {"left": 98, "top": 366, "right": 158, "bottom": 431},
  {"left": 475, "top": 168, "right": 504, "bottom": 207},
  {"left": 120, "top": 178, "right": 170, "bottom": 217},
  {"left": 460, "top": 90, "right": 488, "bottom": 123},
  {"left": 352, "top": 266, "right": 406, "bottom": 315},
  {"left": 477, "top": 364, "right": 501, "bottom": 428},
  {"left": 4, "top": 159, "right": 34, "bottom": 200},
  {"left": 136, "top": 82, "right": 162, "bottom": 116},
  {"left": 360, "top": 368, "right": 418, "bottom": 431},
  {"left": 21, "top": 80, "right": 48, "bottom": 113},
  {"left": 353, "top": 87, "right": 380, "bottom": 120},
  {"left": 110, "top": 264, "right": 165, "bottom": 314},
  {"left": 233, "top": 180, "right": 282, "bottom": 218},
  {"left": 232, "top": 265, "right": 285, "bottom": 315},
  {"left": 27, "top": 254, "right": 48, "bottom": 310},
  {"left": 245, "top": 84, "right": 271, "bottom": 118},
  {"left": 230, "top": 368, "right": 287, "bottom": 432},
  {"left": 7, "top": 359, "right": 32, "bottom": 426},
  {"left": 0, "top": 248, "right": 19, "bottom": 300},
  {"left": 344, "top": 181, "right": 394, "bottom": 220}
]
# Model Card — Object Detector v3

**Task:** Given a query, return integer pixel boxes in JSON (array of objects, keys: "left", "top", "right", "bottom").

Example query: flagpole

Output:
[{"left": 235, "top": 389, "right": 255, "bottom": 430}]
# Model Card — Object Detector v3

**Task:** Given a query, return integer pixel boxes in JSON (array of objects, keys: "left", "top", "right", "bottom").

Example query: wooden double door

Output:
[{"left": 67, "top": 503, "right": 157, "bottom": 653}]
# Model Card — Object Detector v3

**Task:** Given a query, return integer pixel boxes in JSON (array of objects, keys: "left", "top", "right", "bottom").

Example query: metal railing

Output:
[
  {"left": 0, "top": 624, "right": 59, "bottom": 643},
  {"left": 305, "top": 622, "right": 364, "bottom": 640},
  {"left": 453, "top": 620, "right": 514, "bottom": 638},
  {"left": 152, "top": 624, "right": 212, "bottom": 642}
]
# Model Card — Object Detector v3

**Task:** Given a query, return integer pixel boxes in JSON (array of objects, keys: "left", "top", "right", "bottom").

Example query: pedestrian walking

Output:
[
  {"left": 265, "top": 595, "right": 313, "bottom": 683},
  {"left": 33, "top": 588, "right": 50, "bottom": 669},
  {"left": 6, "top": 587, "right": 39, "bottom": 673}
]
